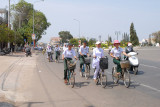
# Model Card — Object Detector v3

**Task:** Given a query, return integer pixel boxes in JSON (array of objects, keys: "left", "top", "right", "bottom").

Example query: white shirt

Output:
[
  {"left": 92, "top": 47, "right": 104, "bottom": 68},
  {"left": 93, "top": 47, "right": 104, "bottom": 58},
  {"left": 63, "top": 49, "right": 76, "bottom": 58},
  {"left": 63, "top": 46, "right": 67, "bottom": 51},
  {"left": 46, "top": 46, "right": 52, "bottom": 52},
  {"left": 110, "top": 47, "right": 124, "bottom": 57},
  {"left": 79, "top": 45, "right": 89, "bottom": 55},
  {"left": 54, "top": 47, "right": 60, "bottom": 52}
]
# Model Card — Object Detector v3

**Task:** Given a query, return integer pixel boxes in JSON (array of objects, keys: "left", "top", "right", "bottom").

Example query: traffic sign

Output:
[{"left": 32, "top": 34, "right": 36, "bottom": 40}]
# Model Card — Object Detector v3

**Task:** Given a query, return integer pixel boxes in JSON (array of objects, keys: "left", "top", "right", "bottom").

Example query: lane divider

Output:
[
  {"left": 106, "top": 71, "right": 160, "bottom": 93},
  {"left": 140, "top": 64, "right": 160, "bottom": 69}
]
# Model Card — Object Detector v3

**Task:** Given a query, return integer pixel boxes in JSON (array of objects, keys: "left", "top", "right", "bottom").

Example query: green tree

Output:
[
  {"left": 108, "top": 36, "right": 112, "bottom": 42},
  {"left": 69, "top": 38, "right": 78, "bottom": 46},
  {"left": 79, "top": 38, "right": 87, "bottom": 44},
  {"left": 130, "top": 23, "right": 139, "bottom": 46},
  {"left": 0, "top": 24, "right": 20, "bottom": 49},
  {"left": 152, "top": 31, "right": 160, "bottom": 43},
  {"left": 88, "top": 38, "right": 96, "bottom": 47},
  {"left": 59, "top": 31, "right": 73, "bottom": 43},
  {"left": 11, "top": 0, "right": 50, "bottom": 43}
]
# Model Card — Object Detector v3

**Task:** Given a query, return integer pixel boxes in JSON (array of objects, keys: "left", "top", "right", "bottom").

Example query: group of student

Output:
[{"left": 46, "top": 40, "right": 133, "bottom": 84}]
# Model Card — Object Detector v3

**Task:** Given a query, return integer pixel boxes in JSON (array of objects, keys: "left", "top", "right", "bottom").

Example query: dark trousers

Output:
[
  {"left": 113, "top": 58, "right": 122, "bottom": 73},
  {"left": 55, "top": 51, "right": 60, "bottom": 60},
  {"left": 64, "top": 58, "right": 72, "bottom": 80},
  {"left": 80, "top": 55, "right": 87, "bottom": 69}
]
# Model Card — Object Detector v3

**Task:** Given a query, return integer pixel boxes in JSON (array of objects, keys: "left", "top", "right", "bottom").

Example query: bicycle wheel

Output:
[
  {"left": 100, "top": 70, "right": 107, "bottom": 88},
  {"left": 85, "top": 65, "right": 90, "bottom": 79},
  {"left": 123, "top": 69, "right": 130, "bottom": 88},
  {"left": 96, "top": 72, "right": 100, "bottom": 85},
  {"left": 112, "top": 67, "right": 119, "bottom": 84},
  {"left": 57, "top": 55, "right": 60, "bottom": 63},
  {"left": 133, "top": 67, "right": 138, "bottom": 75},
  {"left": 80, "top": 65, "right": 85, "bottom": 77},
  {"left": 69, "top": 70, "right": 75, "bottom": 88}
]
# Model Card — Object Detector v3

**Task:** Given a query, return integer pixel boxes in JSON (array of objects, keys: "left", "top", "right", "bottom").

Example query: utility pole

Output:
[
  {"left": 99, "top": 35, "right": 101, "bottom": 42},
  {"left": 8, "top": 0, "right": 10, "bottom": 48},
  {"left": 73, "top": 19, "right": 80, "bottom": 39},
  {"left": 8, "top": 0, "right": 10, "bottom": 28}
]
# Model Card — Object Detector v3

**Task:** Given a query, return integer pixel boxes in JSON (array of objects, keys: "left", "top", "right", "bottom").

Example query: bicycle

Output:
[
  {"left": 94, "top": 69, "right": 107, "bottom": 88},
  {"left": 48, "top": 52, "right": 53, "bottom": 62},
  {"left": 112, "top": 60, "right": 130, "bottom": 88},
  {"left": 80, "top": 56, "right": 91, "bottom": 79},
  {"left": 94, "top": 56, "right": 108, "bottom": 88},
  {"left": 56, "top": 51, "right": 61, "bottom": 63},
  {"left": 65, "top": 58, "right": 77, "bottom": 88}
]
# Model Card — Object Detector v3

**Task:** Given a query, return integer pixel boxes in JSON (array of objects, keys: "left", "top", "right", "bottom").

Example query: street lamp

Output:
[
  {"left": 33, "top": 0, "right": 44, "bottom": 47},
  {"left": 73, "top": 19, "right": 80, "bottom": 38}
]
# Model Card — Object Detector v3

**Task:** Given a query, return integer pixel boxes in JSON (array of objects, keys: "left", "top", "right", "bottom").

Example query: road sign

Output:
[{"left": 32, "top": 34, "right": 36, "bottom": 40}]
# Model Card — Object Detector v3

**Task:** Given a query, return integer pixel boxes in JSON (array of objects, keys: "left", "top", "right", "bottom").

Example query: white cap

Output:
[
  {"left": 95, "top": 41, "right": 101, "bottom": 45},
  {"left": 128, "top": 43, "right": 132, "bottom": 46}
]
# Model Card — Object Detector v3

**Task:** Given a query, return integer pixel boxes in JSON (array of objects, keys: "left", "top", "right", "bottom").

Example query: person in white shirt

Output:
[
  {"left": 92, "top": 41, "right": 104, "bottom": 82},
  {"left": 63, "top": 44, "right": 68, "bottom": 51},
  {"left": 110, "top": 40, "right": 130, "bottom": 75},
  {"left": 79, "top": 41, "right": 89, "bottom": 72},
  {"left": 62, "top": 43, "right": 78, "bottom": 83},
  {"left": 46, "top": 44, "right": 53, "bottom": 61},
  {"left": 54, "top": 45, "right": 61, "bottom": 62}
]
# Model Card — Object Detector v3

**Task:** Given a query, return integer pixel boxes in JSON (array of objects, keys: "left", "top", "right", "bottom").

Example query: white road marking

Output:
[
  {"left": 140, "top": 64, "right": 160, "bottom": 69},
  {"left": 139, "top": 83, "right": 160, "bottom": 92},
  {"left": 107, "top": 71, "right": 160, "bottom": 93},
  {"left": 39, "top": 70, "right": 42, "bottom": 72}
]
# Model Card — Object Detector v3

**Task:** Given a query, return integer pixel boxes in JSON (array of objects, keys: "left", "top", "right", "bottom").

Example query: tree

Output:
[
  {"left": 11, "top": 0, "right": 50, "bottom": 43},
  {"left": 69, "top": 38, "right": 78, "bottom": 46},
  {"left": 108, "top": 36, "right": 112, "bottom": 42},
  {"left": 151, "top": 31, "right": 160, "bottom": 43},
  {"left": 59, "top": 31, "right": 73, "bottom": 43},
  {"left": 130, "top": 23, "right": 139, "bottom": 46},
  {"left": 79, "top": 38, "right": 87, "bottom": 44},
  {"left": 88, "top": 38, "right": 96, "bottom": 47},
  {"left": 0, "top": 24, "right": 20, "bottom": 49}
]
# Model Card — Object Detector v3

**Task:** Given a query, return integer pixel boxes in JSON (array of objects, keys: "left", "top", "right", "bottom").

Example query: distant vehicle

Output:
[
  {"left": 34, "top": 47, "right": 38, "bottom": 50},
  {"left": 38, "top": 47, "right": 43, "bottom": 51}
]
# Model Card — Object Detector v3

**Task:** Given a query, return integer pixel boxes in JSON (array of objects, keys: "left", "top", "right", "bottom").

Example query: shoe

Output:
[
  {"left": 73, "top": 72, "right": 76, "bottom": 75},
  {"left": 94, "top": 79, "right": 97, "bottom": 83},
  {"left": 64, "top": 79, "right": 68, "bottom": 84}
]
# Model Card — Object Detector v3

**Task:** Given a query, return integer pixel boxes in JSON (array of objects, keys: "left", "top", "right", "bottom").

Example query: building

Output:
[
  {"left": 0, "top": 9, "right": 8, "bottom": 25},
  {"left": 50, "top": 37, "right": 61, "bottom": 46}
]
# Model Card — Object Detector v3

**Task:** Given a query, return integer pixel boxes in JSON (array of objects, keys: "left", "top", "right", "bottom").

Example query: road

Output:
[{"left": 0, "top": 47, "right": 160, "bottom": 107}]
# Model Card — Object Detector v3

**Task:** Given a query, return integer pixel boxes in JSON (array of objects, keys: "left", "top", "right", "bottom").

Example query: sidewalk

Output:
[{"left": 0, "top": 52, "right": 37, "bottom": 106}]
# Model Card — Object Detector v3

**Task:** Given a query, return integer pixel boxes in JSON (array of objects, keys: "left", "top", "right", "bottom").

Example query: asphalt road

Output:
[
  {"left": 1, "top": 47, "right": 160, "bottom": 107},
  {"left": 14, "top": 47, "right": 160, "bottom": 107}
]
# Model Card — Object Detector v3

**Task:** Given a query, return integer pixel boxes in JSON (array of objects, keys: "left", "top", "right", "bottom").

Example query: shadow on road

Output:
[
  {"left": 137, "top": 71, "right": 144, "bottom": 75},
  {"left": 20, "top": 102, "right": 44, "bottom": 107},
  {"left": 129, "top": 70, "right": 145, "bottom": 75},
  {"left": 74, "top": 81, "right": 90, "bottom": 88},
  {"left": 0, "top": 102, "right": 15, "bottom": 107}
]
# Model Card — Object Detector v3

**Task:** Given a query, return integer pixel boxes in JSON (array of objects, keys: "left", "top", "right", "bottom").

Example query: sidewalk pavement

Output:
[{"left": 0, "top": 52, "right": 37, "bottom": 106}]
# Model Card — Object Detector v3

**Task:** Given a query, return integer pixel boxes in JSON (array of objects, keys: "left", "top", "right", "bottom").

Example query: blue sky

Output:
[{"left": 1, "top": 0, "right": 160, "bottom": 43}]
